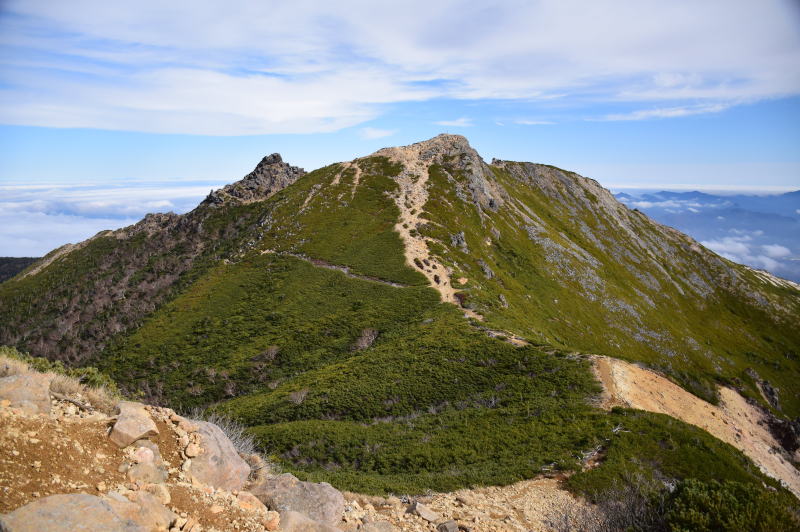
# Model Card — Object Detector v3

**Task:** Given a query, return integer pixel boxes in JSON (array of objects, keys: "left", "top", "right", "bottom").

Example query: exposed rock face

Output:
[
  {"left": 0, "top": 373, "right": 52, "bottom": 416},
  {"left": 186, "top": 420, "right": 250, "bottom": 491},
  {"left": 251, "top": 473, "right": 345, "bottom": 526},
  {"left": 1, "top": 390, "right": 311, "bottom": 531},
  {"left": 279, "top": 509, "right": 342, "bottom": 532},
  {"left": 109, "top": 401, "right": 159, "bottom": 448},
  {"left": 204, "top": 153, "right": 305, "bottom": 207},
  {"left": 0, "top": 492, "right": 173, "bottom": 532}
]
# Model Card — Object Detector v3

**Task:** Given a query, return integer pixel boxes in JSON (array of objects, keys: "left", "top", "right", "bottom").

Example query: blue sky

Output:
[{"left": 1, "top": 0, "right": 800, "bottom": 256}]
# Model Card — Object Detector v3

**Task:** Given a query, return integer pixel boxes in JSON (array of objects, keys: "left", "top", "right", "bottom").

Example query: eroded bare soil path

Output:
[{"left": 593, "top": 356, "right": 800, "bottom": 498}]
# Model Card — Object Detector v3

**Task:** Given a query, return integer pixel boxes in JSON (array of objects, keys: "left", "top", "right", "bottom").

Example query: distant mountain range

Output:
[{"left": 616, "top": 190, "right": 800, "bottom": 282}]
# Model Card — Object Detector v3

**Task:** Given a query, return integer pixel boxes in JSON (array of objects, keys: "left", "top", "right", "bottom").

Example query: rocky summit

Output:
[{"left": 1, "top": 135, "right": 799, "bottom": 530}]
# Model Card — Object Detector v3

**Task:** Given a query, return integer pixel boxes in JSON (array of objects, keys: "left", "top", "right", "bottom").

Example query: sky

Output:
[{"left": 1, "top": 0, "right": 800, "bottom": 256}]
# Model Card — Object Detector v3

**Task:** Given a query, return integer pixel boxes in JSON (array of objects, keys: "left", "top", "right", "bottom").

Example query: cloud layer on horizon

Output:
[
  {"left": 0, "top": 180, "right": 222, "bottom": 256},
  {"left": 1, "top": 0, "right": 799, "bottom": 135},
  {"left": 616, "top": 190, "right": 800, "bottom": 281}
]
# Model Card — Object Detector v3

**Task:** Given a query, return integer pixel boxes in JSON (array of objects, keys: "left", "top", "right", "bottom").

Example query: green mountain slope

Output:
[{"left": 1, "top": 135, "right": 798, "bottom": 501}]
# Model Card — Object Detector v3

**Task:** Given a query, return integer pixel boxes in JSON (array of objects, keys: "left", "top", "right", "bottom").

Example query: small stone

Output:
[
  {"left": 108, "top": 401, "right": 159, "bottom": 448},
  {"left": 184, "top": 443, "right": 201, "bottom": 458},
  {"left": 437, "top": 520, "right": 459, "bottom": 532},
  {"left": 11, "top": 449, "right": 19, "bottom": 456},
  {"left": 210, "top": 504, "right": 224, "bottom": 514},
  {"left": 29, "top": 438, "right": 40, "bottom": 444},
  {"left": 133, "top": 446, "right": 155, "bottom": 464},
  {"left": 96, "top": 482, "right": 107, "bottom": 492},
  {"left": 32, "top": 460, "right": 41, "bottom": 469},
  {"left": 237, "top": 491, "right": 267, "bottom": 513},
  {"left": 407, "top": 501, "right": 440, "bottom": 523},
  {"left": 143, "top": 483, "right": 171, "bottom": 505},
  {"left": 261, "top": 511, "right": 280, "bottom": 531},
  {"left": 178, "top": 419, "right": 199, "bottom": 433}
]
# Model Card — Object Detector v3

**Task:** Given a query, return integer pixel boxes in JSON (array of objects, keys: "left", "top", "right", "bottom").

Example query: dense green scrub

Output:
[
  {"left": 417, "top": 160, "right": 800, "bottom": 416},
  {"left": 3, "top": 142, "right": 797, "bottom": 517}
]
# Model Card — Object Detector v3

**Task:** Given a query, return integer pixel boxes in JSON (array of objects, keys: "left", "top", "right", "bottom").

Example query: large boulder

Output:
[
  {"left": 0, "top": 492, "right": 175, "bottom": 532},
  {"left": 0, "top": 373, "right": 52, "bottom": 415},
  {"left": 109, "top": 402, "right": 158, "bottom": 448},
  {"left": 186, "top": 420, "right": 250, "bottom": 491},
  {"left": 279, "top": 510, "right": 341, "bottom": 532},
  {"left": 252, "top": 473, "right": 344, "bottom": 526}
]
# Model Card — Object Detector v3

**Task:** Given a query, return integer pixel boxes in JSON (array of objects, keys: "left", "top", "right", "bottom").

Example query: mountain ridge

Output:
[{"left": 1, "top": 135, "right": 798, "bottom": 504}]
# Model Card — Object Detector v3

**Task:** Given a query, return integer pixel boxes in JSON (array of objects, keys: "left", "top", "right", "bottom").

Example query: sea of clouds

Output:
[
  {"left": 616, "top": 190, "right": 800, "bottom": 282},
  {"left": 0, "top": 180, "right": 223, "bottom": 256}
]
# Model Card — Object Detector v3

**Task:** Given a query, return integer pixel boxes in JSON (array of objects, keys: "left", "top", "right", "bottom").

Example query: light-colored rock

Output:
[
  {"left": 408, "top": 501, "right": 440, "bottom": 523},
  {"left": 127, "top": 462, "right": 168, "bottom": 484},
  {"left": 279, "top": 510, "right": 341, "bottom": 532},
  {"left": 0, "top": 373, "right": 53, "bottom": 415},
  {"left": 361, "top": 520, "right": 396, "bottom": 532},
  {"left": 186, "top": 420, "right": 250, "bottom": 491},
  {"left": 142, "top": 483, "right": 171, "bottom": 505},
  {"left": 261, "top": 511, "right": 280, "bottom": 531},
  {"left": 115, "top": 491, "right": 176, "bottom": 530},
  {"left": 132, "top": 446, "right": 154, "bottom": 464},
  {"left": 437, "top": 520, "right": 459, "bottom": 532},
  {"left": 251, "top": 473, "right": 344, "bottom": 526},
  {"left": 109, "top": 401, "right": 158, "bottom": 448},
  {"left": 184, "top": 442, "right": 201, "bottom": 457},
  {"left": 237, "top": 491, "right": 268, "bottom": 513},
  {"left": 0, "top": 492, "right": 175, "bottom": 532}
]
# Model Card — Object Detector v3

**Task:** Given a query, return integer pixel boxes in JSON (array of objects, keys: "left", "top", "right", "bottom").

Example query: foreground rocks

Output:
[
  {"left": 0, "top": 373, "right": 591, "bottom": 531},
  {"left": 0, "top": 373, "right": 53, "bottom": 416},
  {"left": 185, "top": 420, "right": 251, "bottom": 492},
  {"left": 251, "top": 473, "right": 344, "bottom": 526},
  {"left": 1, "top": 492, "right": 172, "bottom": 532},
  {"left": 0, "top": 391, "right": 348, "bottom": 531},
  {"left": 109, "top": 401, "right": 159, "bottom": 447}
]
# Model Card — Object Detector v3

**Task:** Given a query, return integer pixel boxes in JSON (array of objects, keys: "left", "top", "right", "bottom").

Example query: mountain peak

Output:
[
  {"left": 203, "top": 153, "right": 305, "bottom": 207},
  {"left": 372, "top": 133, "right": 477, "bottom": 163}
]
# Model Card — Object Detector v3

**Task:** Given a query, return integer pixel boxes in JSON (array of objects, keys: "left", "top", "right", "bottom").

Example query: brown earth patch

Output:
[
  {"left": 592, "top": 355, "right": 800, "bottom": 499},
  {"left": 0, "top": 402, "right": 276, "bottom": 531}
]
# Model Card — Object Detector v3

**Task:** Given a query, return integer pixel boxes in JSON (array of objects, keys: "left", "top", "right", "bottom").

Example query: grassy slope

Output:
[
  {"left": 0, "top": 201, "right": 271, "bottom": 364},
  {"left": 418, "top": 161, "right": 800, "bottom": 416},
  {"left": 94, "top": 157, "right": 795, "bottom": 500}
]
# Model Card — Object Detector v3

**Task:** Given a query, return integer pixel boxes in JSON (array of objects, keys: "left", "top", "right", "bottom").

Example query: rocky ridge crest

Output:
[{"left": 203, "top": 154, "right": 305, "bottom": 207}]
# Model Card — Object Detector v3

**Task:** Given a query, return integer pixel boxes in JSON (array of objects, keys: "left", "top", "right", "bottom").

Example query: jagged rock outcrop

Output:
[{"left": 203, "top": 154, "right": 305, "bottom": 207}]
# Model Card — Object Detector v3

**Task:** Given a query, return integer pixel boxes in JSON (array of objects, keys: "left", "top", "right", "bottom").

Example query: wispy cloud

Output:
[
  {"left": 593, "top": 103, "right": 730, "bottom": 122},
  {"left": 515, "top": 119, "right": 555, "bottom": 125},
  {"left": 762, "top": 244, "right": 791, "bottom": 258},
  {"left": 435, "top": 117, "right": 473, "bottom": 127},
  {"left": 0, "top": 0, "right": 798, "bottom": 134},
  {"left": 359, "top": 127, "right": 396, "bottom": 139}
]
